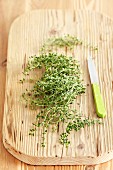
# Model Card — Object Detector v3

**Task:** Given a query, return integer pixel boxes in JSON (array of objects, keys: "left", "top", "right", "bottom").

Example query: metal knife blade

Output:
[{"left": 88, "top": 57, "right": 99, "bottom": 83}]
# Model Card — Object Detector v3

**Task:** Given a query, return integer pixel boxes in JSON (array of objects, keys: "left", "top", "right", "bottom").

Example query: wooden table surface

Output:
[{"left": 0, "top": 0, "right": 113, "bottom": 169}]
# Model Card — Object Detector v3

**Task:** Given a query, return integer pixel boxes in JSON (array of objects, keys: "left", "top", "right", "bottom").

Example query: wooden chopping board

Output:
[{"left": 2, "top": 10, "right": 113, "bottom": 165}]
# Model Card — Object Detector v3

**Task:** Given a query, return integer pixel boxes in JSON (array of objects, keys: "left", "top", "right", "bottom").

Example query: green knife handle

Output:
[{"left": 92, "top": 83, "right": 106, "bottom": 118}]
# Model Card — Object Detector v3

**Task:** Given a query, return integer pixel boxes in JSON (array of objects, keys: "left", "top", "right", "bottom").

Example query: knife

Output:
[{"left": 87, "top": 56, "right": 106, "bottom": 118}]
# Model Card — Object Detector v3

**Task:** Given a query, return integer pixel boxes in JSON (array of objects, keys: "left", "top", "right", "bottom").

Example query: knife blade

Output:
[{"left": 87, "top": 56, "right": 106, "bottom": 118}]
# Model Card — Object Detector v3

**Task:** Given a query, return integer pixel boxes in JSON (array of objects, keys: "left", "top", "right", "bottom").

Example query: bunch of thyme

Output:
[{"left": 20, "top": 52, "right": 101, "bottom": 147}]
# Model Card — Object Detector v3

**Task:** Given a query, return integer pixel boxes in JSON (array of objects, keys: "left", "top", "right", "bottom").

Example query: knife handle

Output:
[{"left": 92, "top": 83, "right": 106, "bottom": 118}]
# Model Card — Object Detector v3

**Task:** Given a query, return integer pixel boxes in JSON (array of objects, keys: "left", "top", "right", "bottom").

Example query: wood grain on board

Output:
[
  {"left": 2, "top": 9, "right": 113, "bottom": 166},
  {"left": 0, "top": 0, "right": 113, "bottom": 170}
]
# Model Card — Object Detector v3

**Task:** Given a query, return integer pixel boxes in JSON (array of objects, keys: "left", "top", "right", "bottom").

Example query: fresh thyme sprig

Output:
[
  {"left": 40, "top": 34, "right": 98, "bottom": 53},
  {"left": 59, "top": 113, "right": 101, "bottom": 147}
]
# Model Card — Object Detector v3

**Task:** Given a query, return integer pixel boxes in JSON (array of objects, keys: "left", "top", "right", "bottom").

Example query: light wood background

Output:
[{"left": 0, "top": 0, "right": 113, "bottom": 169}]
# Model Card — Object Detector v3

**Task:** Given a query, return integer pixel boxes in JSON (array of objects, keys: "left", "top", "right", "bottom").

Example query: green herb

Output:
[
  {"left": 22, "top": 53, "right": 85, "bottom": 109},
  {"left": 40, "top": 34, "right": 98, "bottom": 53},
  {"left": 20, "top": 35, "right": 100, "bottom": 147},
  {"left": 20, "top": 52, "right": 101, "bottom": 147},
  {"left": 60, "top": 133, "right": 70, "bottom": 148},
  {"left": 59, "top": 114, "right": 101, "bottom": 147}
]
